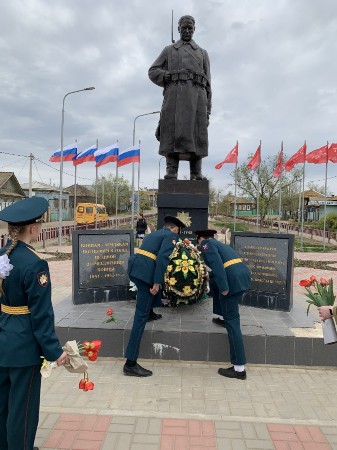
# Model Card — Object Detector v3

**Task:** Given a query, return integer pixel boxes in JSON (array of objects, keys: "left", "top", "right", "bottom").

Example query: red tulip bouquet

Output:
[
  {"left": 41, "top": 339, "right": 102, "bottom": 391},
  {"left": 299, "top": 275, "right": 337, "bottom": 344}
]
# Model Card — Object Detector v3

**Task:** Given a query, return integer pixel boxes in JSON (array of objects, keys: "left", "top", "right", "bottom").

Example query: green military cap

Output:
[
  {"left": 194, "top": 229, "right": 217, "bottom": 238},
  {"left": 164, "top": 215, "right": 187, "bottom": 229},
  {"left": 0, "top": 197, "right": 49, "bottom": 226}
]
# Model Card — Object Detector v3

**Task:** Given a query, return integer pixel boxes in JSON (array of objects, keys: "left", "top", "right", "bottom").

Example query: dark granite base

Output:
[{"left": 54, "top": 296, "right": 337, "bottom": 367}]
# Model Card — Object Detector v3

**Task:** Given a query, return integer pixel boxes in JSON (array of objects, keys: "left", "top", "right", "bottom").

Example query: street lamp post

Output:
[
  {"left": 131, "top": 110, "right": 160, "bottom": 231},
  {"left": 58, "top": 87, "right": 95, "bottom": 246}
]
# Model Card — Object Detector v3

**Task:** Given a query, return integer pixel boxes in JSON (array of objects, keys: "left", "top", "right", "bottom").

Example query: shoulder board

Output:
[{"left": 26, "top": 247, "right": 44, "bottom": 260}]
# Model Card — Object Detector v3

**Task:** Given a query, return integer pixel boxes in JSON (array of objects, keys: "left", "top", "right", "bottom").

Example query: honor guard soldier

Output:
[
  {"left": 195, "top": 230, "right": 251, "bottom": 380},
  {"left": 124, "top": 215, "right": 186, "bottom": 377},
  {"left": 0, "top": 197, "right": 68, "bottom": 450}
]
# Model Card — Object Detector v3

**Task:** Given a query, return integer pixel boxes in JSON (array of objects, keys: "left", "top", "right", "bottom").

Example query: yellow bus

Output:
[{"left": 75, "top": 203, "right": 109, "bottom": 224}]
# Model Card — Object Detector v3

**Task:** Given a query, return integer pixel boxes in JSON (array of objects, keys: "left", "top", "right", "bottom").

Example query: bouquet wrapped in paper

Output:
[
  {"left": 299, "top": 275, "right": 337, "bottom": 345},
  {"left": 40, "top": 339, "right": 102, "bottom": 389},
  {"left": 163, "top": 239, "right": 208, "bottom": 307}
]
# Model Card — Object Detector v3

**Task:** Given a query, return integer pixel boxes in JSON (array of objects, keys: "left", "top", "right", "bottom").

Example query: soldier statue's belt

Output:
[
  {"left": 1, "top": 304, "right": 30, "bottom": 315},
  {"left": 223, "top": 258, "right": 242, "bottom": 268},
  {"left": 137, "top": 249, "right": 157, "bottom": 261},
  {"left": 170, "top": 71, "right": 208, "bottom": 87}
]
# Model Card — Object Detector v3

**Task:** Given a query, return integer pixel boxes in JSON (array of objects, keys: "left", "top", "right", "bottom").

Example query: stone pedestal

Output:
[{"left": 157, "top": 179, "right": 209, "bottom": 242}]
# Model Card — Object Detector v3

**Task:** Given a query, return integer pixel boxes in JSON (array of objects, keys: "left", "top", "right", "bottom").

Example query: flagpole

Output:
[
  {"left": 323, "top": 141, "right": 329, "bottom": 250},
  {"left": 278, "top": 141, "right": 283, "bottom": 232},
  {"left": 95, "top": 138, "right": 98, "bottom": 229},
  {"left": 137, "top": 140, "right": 141, "bottom": 217},
  {"left": 234, "top": 141, "right": 238, "bottom": 232},
  {"left": 256, "top": 140, "right": 261, "bottom": 232},
  {"left": 300, "top": 141, "right": 306, "bottom": 250},
  {"left": 115, "top": 159, "right": 119, "bottom": 230},
  {"left": 74, "top": 139, "right": 78, "bottom": 226}
]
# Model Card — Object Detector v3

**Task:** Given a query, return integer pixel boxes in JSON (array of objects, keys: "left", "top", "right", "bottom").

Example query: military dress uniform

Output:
[
  {"left": 0, "top": 197, "right": 63, "bottom": 450},
  {"left": 124, "top": 216, "right": 186, "bottom": 376},
  {"left": 196, "top": 231, "right": 251, "bottom": 372}
]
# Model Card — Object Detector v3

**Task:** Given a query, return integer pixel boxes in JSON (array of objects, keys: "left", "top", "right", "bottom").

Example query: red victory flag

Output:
[
  {"left": 328, "top": 143, "right": 337, "bottom": 163},
  {"left": 306, "top": 144, "right": 328, "bottom": 164},
  {"left": 273, "top": 149, "right": 283, "bottom": 178},
  {"left": 215, "top": 143, "right": 238, "bottom": 169},
  {"left": 284, "top": 143, "right": 306, "bottom": 172},
  {"left": 247, "top": 145, "right": 261, "bottom": 171}
]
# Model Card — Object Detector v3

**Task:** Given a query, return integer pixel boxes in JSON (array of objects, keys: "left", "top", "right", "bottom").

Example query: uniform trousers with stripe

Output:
[
  {"left": 125, "top": 276, "right": 162, "bottom": 361},
  {"left": 213, "top": 287, "right": 246, "bottom": 365},
  {"left": 0, "top": 365, "right": 41, "bottom": 450}
]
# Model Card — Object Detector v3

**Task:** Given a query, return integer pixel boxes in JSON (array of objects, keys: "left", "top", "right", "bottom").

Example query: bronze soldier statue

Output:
[{"left": 148, "top": 15, "right": 212, "bottom": 180}]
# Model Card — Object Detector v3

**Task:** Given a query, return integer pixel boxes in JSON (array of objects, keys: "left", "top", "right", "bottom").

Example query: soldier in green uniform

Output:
[
  {"left": 124, "top": 215, "right": 186, "bottom": 377},
  {"left": 0, "top": 197, "right": 68, "bottom": 450},
  {"left": 195, "top": 230, "right": 251, "bottom": 380}
]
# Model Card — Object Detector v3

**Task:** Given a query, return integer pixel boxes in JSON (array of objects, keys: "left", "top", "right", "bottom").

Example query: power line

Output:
[
  {"left": 34, "top": 157, "right": 95, "bottom": 181},
  {"left": 33, "top": 160, "right": 45, "bottom": 184}
]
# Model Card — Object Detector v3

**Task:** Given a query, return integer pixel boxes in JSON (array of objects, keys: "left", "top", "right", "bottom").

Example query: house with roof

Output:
[
  {"left": 21, "top": 181, "right": 70, "bottom": 221},
  {"left": 227, "top": 196, "right": 256, "bottom": 216},
  {"left": 303, "top": 189, "right": 329, "bottom": 221},
  {"left": 0, "top": 172, "right": 25, "bottom": 210},
  {"left": 65, "top": 184, "right": 95, "bottom": 209}
]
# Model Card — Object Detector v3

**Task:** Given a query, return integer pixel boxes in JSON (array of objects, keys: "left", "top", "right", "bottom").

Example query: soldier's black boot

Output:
[
  {"left": 164, "top": 156, "right": 179, "bottom": 179},
  {"left": 190, "top": 157, "right": 206, "bottom": 180}
]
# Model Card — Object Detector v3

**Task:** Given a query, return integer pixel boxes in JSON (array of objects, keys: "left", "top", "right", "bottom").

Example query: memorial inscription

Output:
[
  {"left": 231, "top": 232, "right": 294, "bottom": 311},
  {"left": 72, "top": 230, "right": 134, "bottom": 304}
]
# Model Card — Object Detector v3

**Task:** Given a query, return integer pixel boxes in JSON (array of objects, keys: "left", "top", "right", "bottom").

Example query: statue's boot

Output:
[
  {"left": 190, "top": 157, "right": 206, "bottom": 180},
  {"left": 164, "top": 156, "right": 179, "bottom": 179}
]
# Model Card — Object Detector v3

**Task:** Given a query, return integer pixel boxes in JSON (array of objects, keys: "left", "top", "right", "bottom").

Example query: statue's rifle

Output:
[{"left": 171, "top": 10, "right": 175, "bottom": 43}]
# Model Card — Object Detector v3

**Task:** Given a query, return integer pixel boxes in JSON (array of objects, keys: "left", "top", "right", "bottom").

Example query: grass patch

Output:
[
  {"left": 294, "top": 240, "right": 337, "bottom": 252},
  {"left": 212, "top": 221, "right": 250, "bottom": 232}
]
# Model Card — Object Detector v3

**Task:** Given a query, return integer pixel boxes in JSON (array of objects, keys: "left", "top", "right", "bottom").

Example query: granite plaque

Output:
[
  {"left": 157, "top": 179, "right": 209, "bottom": 245},
  {"left": 231, "top": 232, "right": 294, "bottom": 311},
  {"left": 72, "top": 229, "right": 134, "bottom": 304}
]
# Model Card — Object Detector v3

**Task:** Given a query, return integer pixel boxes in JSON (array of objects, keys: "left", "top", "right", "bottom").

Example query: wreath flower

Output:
[{"left": 164, "top": 239, "right": 208, "bottom": 306}]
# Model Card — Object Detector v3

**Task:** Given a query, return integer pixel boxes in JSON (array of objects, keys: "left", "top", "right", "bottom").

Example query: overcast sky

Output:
[{"left": 1, "top": 0, "right": 337, "bottom": 195}]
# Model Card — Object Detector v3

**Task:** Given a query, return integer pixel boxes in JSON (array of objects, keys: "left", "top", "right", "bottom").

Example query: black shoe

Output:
[
  {"left": 212, "top": 317, "right": 225, "bottom": 326},
  {"left": 148, "top": 311, "right": 162, "bottom": 322},
  {"left": 218, "top": 366, "right": 246, "bottom": 380},
  {"left": 123, "top": 363, "right": 153, "bottom": 377},
  {"left": 33, "top": 447, "right": 39, "bottom": 450}
]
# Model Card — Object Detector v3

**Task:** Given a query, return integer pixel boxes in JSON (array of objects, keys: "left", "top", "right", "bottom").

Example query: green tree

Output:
[
  {"left": 234, "top": 155, "right": 302, "bottom": 222},
  {"left": 93, "top": 175, "right": 132, "bottom": 214},
  {"left": 307, "top": 181, "right": 333, "bottom": 196}
]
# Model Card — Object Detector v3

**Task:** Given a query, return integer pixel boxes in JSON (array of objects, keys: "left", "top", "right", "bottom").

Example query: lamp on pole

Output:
[
  {"left": 131, "top": 110, "right": 160, "bottom": 231},
  {"left": 58, "top": 87, "right": 95, "bottom": 246}
]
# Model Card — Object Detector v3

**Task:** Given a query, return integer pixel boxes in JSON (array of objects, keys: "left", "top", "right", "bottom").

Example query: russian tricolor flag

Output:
[
  {"left": 73, "top": 144, "right": 97, "bottom": 166},
  {"left": 117, "top": 146, "right": 140, "bottom": 167},
  {"left": 94, "top": 143, "right": 119, "bottom": 167},
  {"left": 49, "top": 143, "right": 77, "bottom": 162}
]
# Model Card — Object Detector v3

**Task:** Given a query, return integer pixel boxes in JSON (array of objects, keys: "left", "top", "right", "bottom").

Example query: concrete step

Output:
[{"left": 54, "top": 296, "right": 337, "bottom": 368}]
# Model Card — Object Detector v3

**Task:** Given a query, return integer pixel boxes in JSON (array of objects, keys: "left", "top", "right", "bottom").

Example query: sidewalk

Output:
[
  {"left": 35, "top": 246, "right": 337, "bottom": 449},
  {"left": 37, "top": 359, "right": 337, "bottom": 449}
]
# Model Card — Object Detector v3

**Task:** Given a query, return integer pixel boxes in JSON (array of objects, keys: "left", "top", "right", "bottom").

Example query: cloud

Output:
[{"left": 1, "top": 0, "right": 337, "bottom": 192}]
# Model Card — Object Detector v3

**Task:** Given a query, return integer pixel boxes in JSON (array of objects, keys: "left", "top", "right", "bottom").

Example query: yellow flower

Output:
[
  {"left": 182, "top": 267, "right": 189, "bottom": 274},
  {"left": 182, "top": 286, "right": 192, "bottom": 295},
  {"left": 168, "top": 277, "right": 177, "bottom": 286},
  {"left": 167, "top": 265, "right": 173, "bottom": 272}
]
